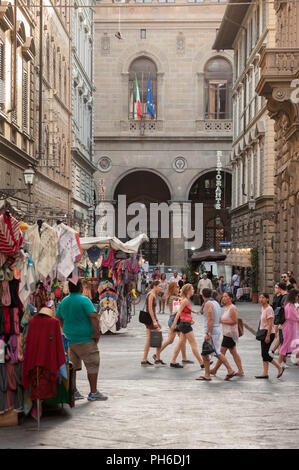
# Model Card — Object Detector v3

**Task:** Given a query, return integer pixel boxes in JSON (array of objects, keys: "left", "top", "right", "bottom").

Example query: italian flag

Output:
[{"left": 135, "top": 77, "right": 142, "bottom": 120}]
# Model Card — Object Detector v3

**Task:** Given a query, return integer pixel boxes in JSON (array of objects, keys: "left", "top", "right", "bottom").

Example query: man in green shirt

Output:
[{"left": 56, "top": 280, "right": 108, "bottom": 401}]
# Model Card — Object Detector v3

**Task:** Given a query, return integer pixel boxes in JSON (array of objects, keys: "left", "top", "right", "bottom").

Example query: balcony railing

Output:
[{"left": 196, "top": 119, "right": 233, "bottom": 135}]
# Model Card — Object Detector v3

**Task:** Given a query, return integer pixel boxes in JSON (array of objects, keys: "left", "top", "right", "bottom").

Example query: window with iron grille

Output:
[
  {"left": 128, "top": 57, "right": 157, "bottom": 120},
  {"left": 22, "top": 68, "right": 28, "bottom": 130},
  {"left": 0, "top": 41, "right": 4, "bottom": 111},
  {"left": 12, "top": 57, "right": 17, "bottom": 122},
  {"left": 204, "top": 57, "right": 232, "bottom": 120}
]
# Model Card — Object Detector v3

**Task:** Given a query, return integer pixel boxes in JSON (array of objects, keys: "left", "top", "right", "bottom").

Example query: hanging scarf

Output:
[
  {"left": 101, "top": 248, "right": 114, "bottom": 267},
  {"left": 125, "top": 256, "right": 139, "bottom": 274}
]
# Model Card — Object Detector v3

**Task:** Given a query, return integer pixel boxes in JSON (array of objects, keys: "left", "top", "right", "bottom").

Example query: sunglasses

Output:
[{"left": 281, "top": 276, "right": 287, "bottom": 278}]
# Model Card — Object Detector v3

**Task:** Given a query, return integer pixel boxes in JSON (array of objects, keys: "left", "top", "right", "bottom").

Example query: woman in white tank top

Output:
[{"left": 210, "top": 292, "right": 244, "bottom": 377}]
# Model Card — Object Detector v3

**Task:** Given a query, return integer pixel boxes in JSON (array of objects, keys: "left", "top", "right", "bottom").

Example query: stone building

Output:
[
  {"left": 256, "top": 0, "right": 299, "bottom": 281},
  {"left": 213, "top": 0, "right": 277, "bottom": 292},
  {"left": 94, "top": 0, "right": 233, "bottom": 265},
  {"left": 71, "top": 0, "right": 96, "bottom": 236},
  {"left": 0, "top": 1, "right": 36, "bottom": 214},
  {"left": 0, "top": 1, "right": 72, "bottom": 223}
]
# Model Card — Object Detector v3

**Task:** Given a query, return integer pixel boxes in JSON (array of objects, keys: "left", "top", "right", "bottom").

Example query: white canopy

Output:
[{"left": 79, "top": 233, "right": 149, "bottom": 253}]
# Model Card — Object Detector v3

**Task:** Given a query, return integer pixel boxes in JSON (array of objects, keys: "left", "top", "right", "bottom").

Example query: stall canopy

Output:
[
  {"left": 80, "top": 233, "right": 149, "bottom": 253},
  {"left": 189, "top": 250, "right": 227, "bottom": 263}
]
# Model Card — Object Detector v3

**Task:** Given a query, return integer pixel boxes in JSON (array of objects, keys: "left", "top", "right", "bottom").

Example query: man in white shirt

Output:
[
  {"left": 170, "top": 271, "right": 181, "bottom": 284},
  {"left": 197, "top": 273, "right": 213, "bottom": 304},
  {"left": 232, "top": 270, "right": 241, "bottom": 298}
]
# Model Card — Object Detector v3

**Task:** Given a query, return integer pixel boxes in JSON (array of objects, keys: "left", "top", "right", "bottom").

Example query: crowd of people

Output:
[{"left": 140, "top": 270, "right": 299, "bottom": 382}]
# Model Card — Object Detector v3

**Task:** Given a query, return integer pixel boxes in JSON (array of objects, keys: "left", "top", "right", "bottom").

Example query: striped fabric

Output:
[
  {"left": 0, "top": 213, "right": 23, "bottom": 255},
  {"left": 180, "top": 303, "right": 192, "bottom": 322}
]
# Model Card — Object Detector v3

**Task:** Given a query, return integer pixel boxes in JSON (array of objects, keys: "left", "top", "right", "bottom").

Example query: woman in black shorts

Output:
[
  {"left": 169, "top": 284, "right": 204, "bottom": 369},
  {"left": 210, "top": 292, "right": 244, "bottom": 377}
]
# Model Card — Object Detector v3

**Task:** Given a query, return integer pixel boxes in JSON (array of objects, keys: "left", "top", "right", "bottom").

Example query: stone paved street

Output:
[{"left": 1, "top": 300, "right": 299, "bottom": 449}]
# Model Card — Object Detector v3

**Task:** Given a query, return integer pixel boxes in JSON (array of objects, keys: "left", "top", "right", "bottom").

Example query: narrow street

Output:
[{"left": 1, "top": 301, "right": 299, "bottom": 449}]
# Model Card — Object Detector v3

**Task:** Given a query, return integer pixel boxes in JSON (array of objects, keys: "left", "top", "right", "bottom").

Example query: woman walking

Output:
[
  {"left": 217, "top": 276, "right": 225, "bottom": 297},
  {"left": 156, "top": 282, "right": 194, "bottom": 364},
  {"left": 141, "top": 280, "right": 165, "bottom": 367},
  {"left": 210, "top": 292, "right": 244, "bottom": 377},
  {"left": 158, "top": 273, "right": 168, "bottom": 314},
  {"left": 169, "top": 284, "right": 204, "bottom": 369},
  {"left": 255, "top": 293, "right": 284, "bottom": 379},
  {"left": 178, "top": 273, "right": 188, "bottom": 291},
  {"left": 278, "top": 289, "right": 299, "bottom": 367}
]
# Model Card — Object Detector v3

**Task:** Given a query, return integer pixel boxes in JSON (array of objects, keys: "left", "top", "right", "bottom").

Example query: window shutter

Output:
[
  {"left": 0, "top": 41, "right": 4, "bottom": 110},
  {"left": 23, "top": 69, "right": 28, "bottom": 130}
]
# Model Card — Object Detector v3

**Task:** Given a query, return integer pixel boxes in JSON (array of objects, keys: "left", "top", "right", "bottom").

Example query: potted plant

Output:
[{"left": 249, "top": 247, "right": 259, "bottom": 303}]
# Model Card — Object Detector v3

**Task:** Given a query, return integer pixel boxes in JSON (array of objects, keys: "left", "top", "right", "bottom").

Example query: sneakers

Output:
[
  {"left": 74, "top": 390, "right": 85, "bottom": 400},
  {"left": 155, "top": 359, "right": 166, "bottom": 365},
  {"left": 170, "top": 363, "right": 184, "bottom": 368},
  {"left": 87, "top": 390, "right": 108, "bottom": 401},
  {"left": 141, "top": 360, "right": 154, "bottom": 367},
  {"left": 182, "top": 360, "right": 194, "bottom": 364}
]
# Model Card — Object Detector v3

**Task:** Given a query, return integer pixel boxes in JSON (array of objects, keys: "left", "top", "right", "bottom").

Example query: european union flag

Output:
[{"left": 146, "top": 73, "right": 155, "bottom": 119}]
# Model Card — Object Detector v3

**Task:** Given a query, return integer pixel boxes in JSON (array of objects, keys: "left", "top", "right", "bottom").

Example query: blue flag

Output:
[{"left": 146, "top": 73, "right": 155, "bottom": 119}]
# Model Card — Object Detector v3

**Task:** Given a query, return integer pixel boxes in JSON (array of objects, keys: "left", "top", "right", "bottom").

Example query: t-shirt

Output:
[
  {"left": 289, "top": 277, "right": 296, "bottom": 285},
  {"left": 232, "top": 274, "right": 240, "bottom": 287},
  {"left": 287, "top": 283, "right": 294, "bottom": 291},
  {"left": 170, "top": 276, "right": 181, "bottom": 284},
  {"left": 56, "top": 293, "right": 96, "bottom": 344},
  {"left": 260, "top": 306, "right": 275, "bottom": 334}
]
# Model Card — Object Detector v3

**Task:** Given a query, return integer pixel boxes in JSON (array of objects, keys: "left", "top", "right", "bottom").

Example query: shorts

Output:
[
  {"left": 178, "top": 322, "right": 193, "bottom": 334},
  {"left": 168, "top": 315, "right": 180, "bottom": 332},
  {"left": 70, "top": 341, "right": 100, "bottom": 375},
  {"left": 221, "top": 336, "right": 236, "bottom": 349}
]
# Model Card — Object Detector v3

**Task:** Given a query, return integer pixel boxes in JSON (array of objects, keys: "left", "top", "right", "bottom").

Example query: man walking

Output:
[
  {"left": 56, "top": 279, "right": 108, "bottom": 401},
  {"left": 197, "top": 273, "right": 213, "bottom": 305},
  {"left": 232, "top": 270, "right": 241, "bottom": 299},
  {"left": 196, "top": 288, "right": 236, "bottom": 381},
  {"left": 170, "top": 271, "right": 181, "bottom": 284}
]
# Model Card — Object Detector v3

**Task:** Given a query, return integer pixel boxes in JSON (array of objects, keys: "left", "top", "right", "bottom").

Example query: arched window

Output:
[
  {"left": 204, "top": 57, "right": 232, "bottom": 120},
  {"left": 128, "top": 57, "right": 157, "bottom": 120}
]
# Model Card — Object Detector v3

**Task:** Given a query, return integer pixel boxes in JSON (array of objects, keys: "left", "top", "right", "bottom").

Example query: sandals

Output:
[
  {"left": 141, "top": 361, "right": 153, "bottom": 367},
  {"left": 255, "top": 375, "right": 269, "bottom": 379},
  {"left": 277, "top": 368, "right": 285, "bottom": 379},
  {"left": 224, "top": 372, "right": 236, "bottom": 381},
  {"left": 196, "top": 376, "right": 211, "bottom": 381},
  {"left": 170, "top": 363, "right": 184, "bottom": 368},
  {"left": 200, "top": 361, "right": 213, "bottom": 369}
]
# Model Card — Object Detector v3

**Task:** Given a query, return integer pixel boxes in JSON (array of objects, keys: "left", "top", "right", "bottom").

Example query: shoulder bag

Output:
[
  {"left": 139, "top": 295, "right": 153, "bottom": 326},
  {"left": 256, "top": 322, "right": 268, "bottom": 341}
]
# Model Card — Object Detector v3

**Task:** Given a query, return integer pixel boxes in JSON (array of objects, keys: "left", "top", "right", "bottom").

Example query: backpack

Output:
[
  {"left": 238, "top": 318, "right": 244, "bottom": 337},
  {"left": 274, "top": 294, "right": 287, "bottom": 325}
]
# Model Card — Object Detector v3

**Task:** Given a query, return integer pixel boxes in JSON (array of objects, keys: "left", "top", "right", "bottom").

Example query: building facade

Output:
[
  {"left": 256, "top": 0, "right": 299, "bottom": 281},
  {"left": 213, "top": 0, "right": 277, "bottom": 292},
  {"left": 94, "top": 0, "right": 233, "bottom": 265},
  {"left": 71, "top": 0, "right": 96, "bottom": 236}
]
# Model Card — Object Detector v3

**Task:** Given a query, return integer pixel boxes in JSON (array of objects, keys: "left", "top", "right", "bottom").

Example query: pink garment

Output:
[
  {"left": 0, "top": 213, "right": 23, "bottom": 255},
  {"left": 260, "top": 306, "right": 275, "bottom": 334},
  {"left": 280, "top": 303, "right": 299, "bottom": 356}
]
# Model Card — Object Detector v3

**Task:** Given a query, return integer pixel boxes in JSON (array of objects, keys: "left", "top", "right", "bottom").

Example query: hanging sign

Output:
[{"left": 215, "top": 151, "right": 222, "bottom": 210}]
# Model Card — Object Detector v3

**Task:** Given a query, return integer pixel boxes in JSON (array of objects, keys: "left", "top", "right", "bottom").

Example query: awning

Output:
[
  {"left": 189, "top": 250, "right": 227, "bottom": 263},
  {"left": 80, "top": 233, "right": 149, "bottom": 253},
  {"left": 224, "top": 249, "right": 252, "bottom": 267}
]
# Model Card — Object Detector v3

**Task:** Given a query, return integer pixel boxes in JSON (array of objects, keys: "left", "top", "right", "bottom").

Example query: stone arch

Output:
[
  {"left": 112, "top": 167, "right": 173, "bottom": 201},
  {"left": 185, "top": 167, "right": 232, "bottom": 201},
  {"left": 119, "top": 45, "right": 169, "bottom": 76},
  {"left": 192, "top": 49, "right": 233, "bottom": 75}
]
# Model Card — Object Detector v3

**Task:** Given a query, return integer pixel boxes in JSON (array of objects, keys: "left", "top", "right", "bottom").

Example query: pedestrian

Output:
[
  {"left": 287, "top": 271, "right": 297, "bottom": 289},
  {"left": 170, "top": 271, "right": 181, "bottom": 284},
  {"left": 197, "top": 288, "right": 236, "bottom": 381},
  {"left": 56, "top": 279, "right": 108, "bottom": 401},
  {"left": 217, "top": 276, "right": 225, "bottom": 297},
  {"left": 271, "top": 282, "right": 288, "bottom": 357},
  {"left": 151, "top": 267, "right": 161, "bottom": 281},
  {"left": 232, "top": 270, "right": 241, "bottom": 299},
  {"left": 141, "top": 272, "right": 148, "bottom": 294},
  {"left": 178, "top": 273, "right": 188, "bottom": 290},
  {"left": 210, "top": 292, "right": 244, "bottom": 377},
  {"left": 281, "top": 272, "right": 294, "bottom": 291},
  {"left": 255, "top": 293, "right": 284, "bottom": 379},
  {"left": 196, "top": 273, "right": 213, "bottom": 305},
  {"left": 157, "top": 281, "right": 194, "bottom": 364},
  {"left": 141, "top": 280, "right": 165, "bottom": 367},
  {"left": 278, "top": 289, "right": 299, "bottom": 367},
  {"left": 158, "top": 272, "right": 168, "bottom": 314},
  {"left": 169, "top": 284, "right": 204, "bottom": 369}
]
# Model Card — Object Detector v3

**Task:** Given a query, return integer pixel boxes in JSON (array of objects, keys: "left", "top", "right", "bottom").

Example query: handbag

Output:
[
  {"left": 138, "top": 296, "right": 153, "bottom": 326},
  {"left": 201, "top": 339, "right": 215, "bottom": 356},
  {"left": 238, "top": 318, "right": 244, "bottom": 337},
  {"left": 150, "top": 330, "right": 162, "bottom": 348},
  {"left": 256, "top": 322, "right": 268, "bottom": 341}
]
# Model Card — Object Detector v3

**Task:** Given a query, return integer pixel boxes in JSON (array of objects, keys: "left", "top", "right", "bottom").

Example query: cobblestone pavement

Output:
[{"left": 1, "top": 300, "right": 299, "bottom": 449}]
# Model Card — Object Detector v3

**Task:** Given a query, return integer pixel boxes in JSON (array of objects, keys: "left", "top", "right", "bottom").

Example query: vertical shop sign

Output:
[{"left": 215, "top": 151, "right": 222, "bottom": 210}]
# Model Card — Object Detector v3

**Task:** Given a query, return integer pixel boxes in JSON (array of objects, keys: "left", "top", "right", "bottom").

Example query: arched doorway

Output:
[
  {"left": 114, "top": 171, "right": 171, "bottom": 265},
  {"left": 189, "top": 170, "right": 232, "bottom": 251}
]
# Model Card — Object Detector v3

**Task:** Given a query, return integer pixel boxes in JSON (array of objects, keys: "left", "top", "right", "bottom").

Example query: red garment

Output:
[
  {"left": 6, "top": 363, "right": 16, "bottom": 410},
  {"left": 22, "top": 315, "right": 66, "bottom": 390},
  {"left": 0, "top": 213, "right": 24, "bottom": 255},
  {"left": 29, "top": 366, "right": 57, "bottom": 400},
  {"left": 3, "top": 306, "right": 10, "bottom": 334}
]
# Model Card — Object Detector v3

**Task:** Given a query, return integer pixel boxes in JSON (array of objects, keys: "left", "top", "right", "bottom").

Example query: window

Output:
[
  {"left": 0, "top": 40, "right": 4, "bottom": 110},
  {"left": 204, "top": 57, "right": 232, "bottom": 120},
  {"left": 128, "top": 57, "right": 157, "bottom": 120},
  {"left": 53, "top": 45, "right": 56, "bottom": 89},
  {"left": 140, "top": 29, "right": 146, "bottom": 39},
  {"left": 205, "top": 219, "right": 224, "bottom": 251},
  {"left": 22, "top": 68, "right": 28, "bottom": 130}
]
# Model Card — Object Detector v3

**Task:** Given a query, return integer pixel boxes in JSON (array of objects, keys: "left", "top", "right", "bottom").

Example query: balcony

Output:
[
  {"left": 196, "top": 119, "right": 233, "bottom": 136},
  {"left": 256, "top": 48, "right": 299, "bottom": 99}
]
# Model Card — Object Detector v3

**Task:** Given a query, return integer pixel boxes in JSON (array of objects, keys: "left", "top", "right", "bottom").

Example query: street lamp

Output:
[
  {"left": 248, "top": 197, "right": 256, "bottom": 212},
  {"left": 23, "top": 164, "right": 35, "bottom": 223}
]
